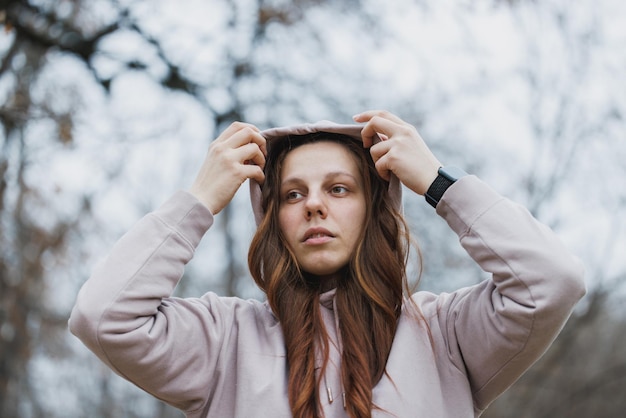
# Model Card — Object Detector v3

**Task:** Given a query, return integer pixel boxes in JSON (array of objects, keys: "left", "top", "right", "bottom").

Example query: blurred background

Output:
[{"left": 1, "top": 0, "right": 625, "bottom": 417}]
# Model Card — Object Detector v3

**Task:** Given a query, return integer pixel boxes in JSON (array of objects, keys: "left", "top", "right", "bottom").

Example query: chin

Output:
[
  {"left": 301, "top": 261, "right": 348, "bottom": 279},
  {"left": 297, "top": 251, "right": 350, "bottom": 276}
]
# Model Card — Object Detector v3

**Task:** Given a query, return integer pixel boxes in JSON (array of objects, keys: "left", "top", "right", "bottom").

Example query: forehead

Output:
[{"left": 280, "top": 141, "right": 361, "bottom": 179}]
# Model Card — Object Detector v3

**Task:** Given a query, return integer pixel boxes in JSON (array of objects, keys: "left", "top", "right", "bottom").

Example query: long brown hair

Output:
[{"left": 248, "top": 133, "right": 414, "bottom": 418}]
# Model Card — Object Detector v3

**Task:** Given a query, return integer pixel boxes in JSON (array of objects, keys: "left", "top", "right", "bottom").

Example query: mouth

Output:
[{"left": 302, "top": 228, "right": 335, "bottom": 243}]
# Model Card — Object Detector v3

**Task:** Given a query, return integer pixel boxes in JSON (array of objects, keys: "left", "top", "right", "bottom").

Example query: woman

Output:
[{"left": 69, "top": 110, "right": 586, "bottom": 418}]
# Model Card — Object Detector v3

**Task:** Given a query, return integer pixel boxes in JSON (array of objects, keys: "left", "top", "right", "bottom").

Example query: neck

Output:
[
  {"left": 319, "top": 276, "right": 338, "bottom": 293},
  {"left": 305, "top": 268, "right": 346, "bottom": 293}
]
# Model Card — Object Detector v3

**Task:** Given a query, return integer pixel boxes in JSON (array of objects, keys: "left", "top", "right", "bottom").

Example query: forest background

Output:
[{"left": 1, "top": 0, "right": 625, "bottom": 417}]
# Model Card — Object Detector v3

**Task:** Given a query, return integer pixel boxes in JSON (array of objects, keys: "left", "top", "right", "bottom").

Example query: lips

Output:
[{"left": 302, "top": 227, "right": 334, "bottom": 243}]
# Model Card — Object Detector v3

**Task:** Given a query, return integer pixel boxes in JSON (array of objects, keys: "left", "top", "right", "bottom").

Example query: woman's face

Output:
[{"left": 278, "top": 141, "right": 367, "bottom": 281}]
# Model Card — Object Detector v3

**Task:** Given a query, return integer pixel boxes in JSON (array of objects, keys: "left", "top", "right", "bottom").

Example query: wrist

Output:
[
  {"left": 425, "top": 166, "right": 468, "bottom": 208},
  {"left": 188, "top": 187, "right": 218, "bottom": 215}
]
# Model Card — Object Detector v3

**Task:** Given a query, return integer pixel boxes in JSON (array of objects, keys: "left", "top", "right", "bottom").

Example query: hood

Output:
[{"left": 249, "top": 120, "right": 403, "bottom": 226}]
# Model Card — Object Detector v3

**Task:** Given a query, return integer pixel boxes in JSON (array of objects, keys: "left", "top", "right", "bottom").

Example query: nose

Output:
[{"left": 304, "top": 190, "right": 327, "bottom": 219}]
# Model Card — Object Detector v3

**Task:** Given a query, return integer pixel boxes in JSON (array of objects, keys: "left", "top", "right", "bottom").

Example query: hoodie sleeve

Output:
[
  {"left": 433, "top": 176, "right": 586, "bottom": 412},
  {"left": 68, "top": 191, "right": 222, "bottom": 413}
]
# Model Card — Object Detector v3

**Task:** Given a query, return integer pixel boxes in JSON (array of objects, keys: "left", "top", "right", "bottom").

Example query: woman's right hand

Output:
[{"left": 189, "top": 122, "right": 266, "bottom": 215}]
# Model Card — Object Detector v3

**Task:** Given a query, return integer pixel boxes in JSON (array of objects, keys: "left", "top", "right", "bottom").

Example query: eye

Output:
[
  {"left": 330, "top": 185, "right": 349, "bottom": 195},
  {"left": 285, "top": 190, "right": 304, "bottom": 201}
]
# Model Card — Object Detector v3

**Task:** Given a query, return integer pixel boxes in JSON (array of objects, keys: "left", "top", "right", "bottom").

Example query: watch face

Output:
[{"left": 439, "top": 166, "right": 468, "bottom": 182}]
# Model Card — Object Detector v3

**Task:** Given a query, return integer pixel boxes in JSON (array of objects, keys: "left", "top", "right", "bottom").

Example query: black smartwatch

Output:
[{"left": 425, "top": 166, "right": 468, "bottom": 208}]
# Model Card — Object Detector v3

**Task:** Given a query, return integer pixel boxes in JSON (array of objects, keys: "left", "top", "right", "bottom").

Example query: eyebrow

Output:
[{"left": 281, "top": 171, "right": 360, "bottom": 187}]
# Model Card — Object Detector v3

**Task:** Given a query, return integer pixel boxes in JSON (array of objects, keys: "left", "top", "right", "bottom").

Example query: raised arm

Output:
[
  {"left": 435, "top": 175, "right": 585, "bottom": 410},
  {"left": 354, "top": 109, "right": 585, "bottom": 410},
  {"left": 69, "top": 122, "right": 267, "bottom": 412}
]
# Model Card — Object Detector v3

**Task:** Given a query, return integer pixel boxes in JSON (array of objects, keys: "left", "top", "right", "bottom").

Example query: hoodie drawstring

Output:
[{"left": 318, "top": 289, "right": 347, "bottom": 411}]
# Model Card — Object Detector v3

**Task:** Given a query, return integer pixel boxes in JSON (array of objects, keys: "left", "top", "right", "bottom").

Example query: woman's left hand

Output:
[{"left": 354, "top": 110, "right": 442, "bottom": 196}]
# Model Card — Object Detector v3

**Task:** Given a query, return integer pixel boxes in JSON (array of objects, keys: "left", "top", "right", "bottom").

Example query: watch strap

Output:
[
  {"left": 425, "top": 173, "right": 454, "bottom": 208},
  {"left": 425, "top": 166, "right": 467, "bottom": 208}
]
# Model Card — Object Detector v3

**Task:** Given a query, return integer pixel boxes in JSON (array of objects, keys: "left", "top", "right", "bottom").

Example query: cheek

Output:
[
  {"left": 351, "top": 198, "right": 367, "bottom": 224},
  {"left": 352, "top": 211, "right": 367, "bottom": 239},
  {"left": 343, "top": 203, "right": 367, "bottom": 241},
  {"left": 356, "top": 206, "right": 368, "bottom": 237}
]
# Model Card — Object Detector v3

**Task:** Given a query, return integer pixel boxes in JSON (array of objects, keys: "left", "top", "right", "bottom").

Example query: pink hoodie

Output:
[{"left": 69, "top": 173, "right": 585, "bottom": 417}]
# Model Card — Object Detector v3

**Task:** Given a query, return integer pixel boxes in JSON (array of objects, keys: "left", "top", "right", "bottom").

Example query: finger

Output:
[
  {"left": 353, "top": 109, "right": 406, "bottom": 125},
  {"left": 242, "top": 164, "right": 265, "bottom": 185},
  {"left": 353, "top": 110, "right": 386, "bottom": 148},
  {"left": 373, "top": 154, "right": 391, "bottom": 182},
  {"left": 360, "top": 116, "right": 403, "bottom": 148},
  {"left": 227, "top": 126, "right": 267, "bottom": 156},
  {"left": 368, "top": 140, "right": 392, "bottom": 164},
  {"left": 215, "top": 122, "right": 261, "bottom": 145},
  {"left": 237, "top": 142, "right": 266, "bottom": 169},
  {"left": 369, "top": 141, "right": 393, "bottom": 181}
]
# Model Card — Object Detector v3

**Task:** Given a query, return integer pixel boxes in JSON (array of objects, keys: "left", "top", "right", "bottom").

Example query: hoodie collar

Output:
[{"left": 319, "top": 288, "right": 337, "bottom": 310}]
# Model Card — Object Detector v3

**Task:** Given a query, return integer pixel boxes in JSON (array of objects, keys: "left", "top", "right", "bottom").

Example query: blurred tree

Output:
[
  {"left": 0, "top": 2, "right": 93, "bottom": 416},
  {"left": 478, "top": 1, "right": 626, "bottom": 416}
]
